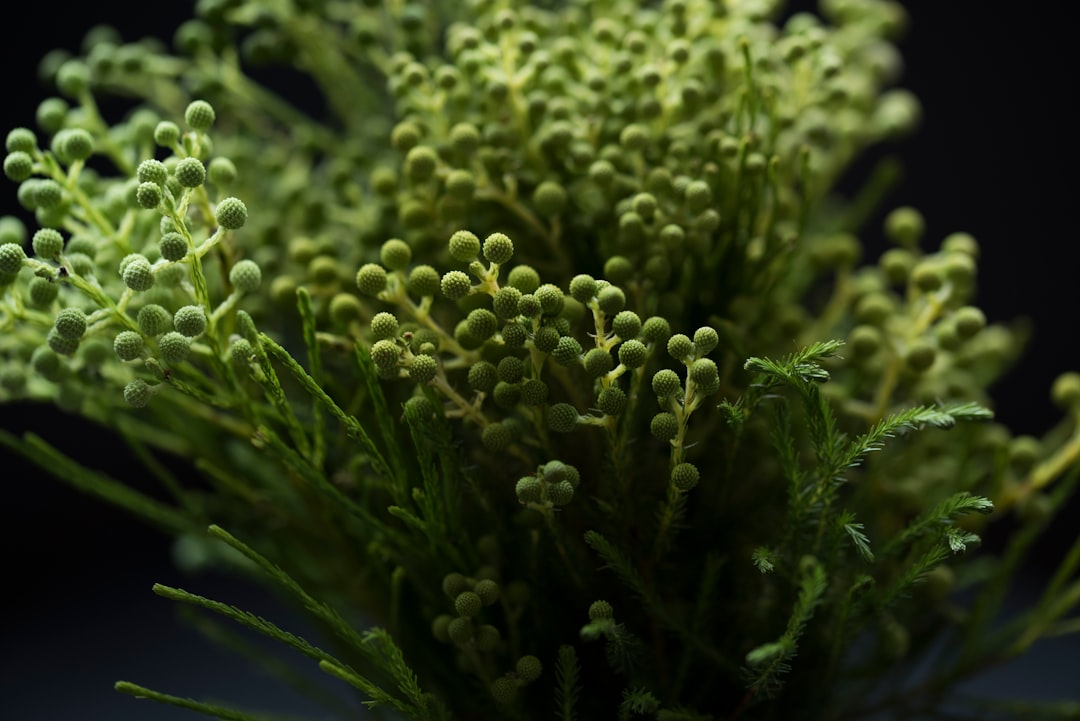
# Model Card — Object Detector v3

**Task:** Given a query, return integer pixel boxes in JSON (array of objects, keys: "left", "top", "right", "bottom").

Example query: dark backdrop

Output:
[{"left": 2, "top": 2, "right": 1077, "bottom": 719}]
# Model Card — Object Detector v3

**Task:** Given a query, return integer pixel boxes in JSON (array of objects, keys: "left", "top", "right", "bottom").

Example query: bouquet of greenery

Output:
[{"left": 2, "top": 1, "right": 1078, "bottom": 719}]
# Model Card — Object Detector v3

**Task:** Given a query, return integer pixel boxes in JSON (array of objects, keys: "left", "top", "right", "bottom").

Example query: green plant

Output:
[{"left": 1, "top": 1, "right": 1078, "bottom": 720}]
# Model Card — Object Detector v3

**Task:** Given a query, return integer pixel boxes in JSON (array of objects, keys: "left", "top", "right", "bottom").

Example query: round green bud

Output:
[
  {"left": 54, "top": 307, "right": 87, "bottom": 340},
  {"left": 474, "top": 579, "right": 500, "bottom": 606},
  {"left": 535, "top": 284, "right": 564, "bottom": 316},
  {"left": 1009, "top": 435, "right": 1041, "bottom": 470},
  {"left": 672, "top": 462, "right": 700, "bottom": 491},
  {"left": 693, "top": 326, "right": 719, "bottom": 356},
  {"left": 32, "top": 228, "right": 64, "bottom": 260},
  {"left": 409, "top": 354, "right": 438, "bottom": 383},
  {"left": 518, "top": 378, "right": 547, "bottom": 406},
  {"left": 533, "top": 326, "right": 560, "bottom": 354},
  {"left": 551, "top": 335, "right": 582, "bottom": 366},
  {"left": 137, "top": 159, "right": 168, "bottom": 186},
  {"left": 501, "top": 321, "right": 527, "bottom": 348},
  {"left": 449, "top": 122, "right": 480, "bottom": 155},
  {"left": 490, "top": 677, "right": 517, "bottom": 705},
  {"left": 583, "top": 347, "right": 614, "bottom": 377},
  {"left": 153, "top": 121, "right": 180, "bottom": 147},
  {"left": 56, "top": 60, "right": 90, "bottom": 97},
  {"left": 618, "top": 339, "right": 648, "bottom": 369},
  {"left": 6, "top": 128, "right": 37, "bottom": 154},
  {"left": 468, "top": 361, "right": 497, "bottom": 393},
  {"left": 516, "top": 655, "right": 542, "bottom": 683},
  {"left": 879, "top": 248, "right": 915, "bottom": 285},
  {"left": 207, "top": 156, "right": 237, "bottom": 186},
  {"left": 228, "top": 259, "right": 261, "bottom": 293},
  {"left": 123, "top": 256, "right": 155, "bottom": 291},
  {"left": 135, "top": 181, "right": 162, "bottom": 209},
  {"left": 449, "top": 230, "right": 481, "bottom": 262},
  {"left": 904, "top": 339, "right": 936, "bottom": 373},
  {"left": 848, "top": 325, "right": 882, "bottom": 359},
  {"left": 406, "top": 265, "right": 440, "bottom": 298},
  {"left": 568, "top": 274, "right": 597, "bottom": 303},
  {"left": 532, "top": 181, "right": 567, "bottom": 217},
  {"left": 589, "top": 600, "right": 614, "bottom": 621},
  {"left": 953, "top": 306, "right": 986, "bottom": 339},
  {"left": 548, "top": 403, "right": 579, "bottom": 433},
  {"left": 612, "top": 311, "right": 642, "bottom": 340},
  {"left": 113, "top": 330, "right": 144, "bottom": 361},
  {"left": 482, "top": 232, "right": 514, "bottom": 264},
  {"left": 378, "top": 238, "right": 412, "bottom": 271},
  {"left": 667, "top": 334, "right": 693, "bottom": 362},
  {"left": 441, "top": 270, "right": 472, "bottom": 300},
  {"left": 173, "top": 305, "right": 207, "bottom": 337},
  {"left": 652, "top": 369, "right": 682, "bottom": 398},
  {"left": 447, "top": 617, "right": 474, "bottom": 644},
  {"left": 451, "top": 587, "right": 481, "bottom": 617},
  {"left": 507, "top": 265, "right": 541, "bottom": 294},
  {"left": 404, "top": 145, "right": 438, "bottom": 183},
  {"left": 444, "top": 168, "right": 476, "bottom": 200},
  {"left": 36, "top": 97, "right": 68, "bottom": 134},
  {"left": 442, "top": 572, "right": 469, "bottom": 598},
  {"left": 884, "top": 206, "right": 924, "bottom": 247},
  {"left": 492, "top": 286, "right": 522, "bottom": 320},
  {"left": 466, "top": 308, "right": 499, "bottom": 340},
  {"left": 28, "top": 277, "right": 59, "bottom": 307},
  {"left": 492, "top": 381, "right": 521, "bottom": 409},
  {"left": 302, "top": 253, "right": 333, "bottom": 285},
  {"left": 370, "top": 312, "right": 399, "bottom": 341},
  {"left": 689, "top": 358, "right": 719, "bottom": 386},
  {"left": 46, "top": 327, "right": 79, "bottom": 356},
  {"left": 620, "top": 123, "right": 648, "bottom": 151},
  {"left": 355, "top": 263, "right": 387, "bottom": 296},
  {"left": 1051, "top": 372, "right": 1080, "bottom": 410},
  {"left": 123, "top": 379, "right": 153, "bottom": 408},
  {"left": 512, "top": 294, "right": 539, "bottom": 320},
  {"left": 159, "top": 232, "right": 187, "bottom": 262},
  {"left": 516, "top": 476, "right": 542, "bottom": 503},
  {"left": 497, "top": 356, "right": 525, "bottom": 384},
  {"left": 370, "top": 339, "right": 401, "bottom": 371},
  {"left": 64, "top": 234, "right": 95, "bottom": 258},
  {"left": 474, "top": 624, "right": 501, "bottom": 652},
  {"left": 650, "top": 412, "right": 679, "bottom": 442},
  {"left": 158, "top": 331, "right": 190, "bottom": 364},
  {"left": 137, "top": 304, "right": 172, "bottom": 335},
  {"left": 640, "top": 317, "right": 672, "bottom": 346},
  {"left": 431, "top": 614, "right": 453, "bottom": 643},
  {"left": 228, "top": 338, "right": 254, "bottom": 366},
  {"left": 60, "top": 128, "right": 94, "bottom": 161},
  {"left": 33, "top": 179, "right": 63, "bottom": 209},
  {"left": 174, "top": 157, "right": 206, "bottom": 188},
  {"left": 597, "top": 385, "right": 627, "bottom": 415},
  {"left": 184, "top": 100, "right": 216, "bottom": 131},
  {"left": 596, "top": 286, "right": 625, "bottom": 315},
  {"left": 3, "top": 152, "right": 34, "bottom": 182},
  {"left": 389, "top": 120, "right": 421, "bottom": 151},
  {"left": 30, "top": 346, "right": 62, "bottom": 381},
  {"left": 942, "top": 232, "right": 979, "bottom": 258},
  {"left": 215, "top": 197, "right": 247, "bottom": 229},
  {"left": 855, "top": 292, "right": 895, "bottom": 326},
  {"left": 684, "top": 180, "right": 712, "bottom": 213}
]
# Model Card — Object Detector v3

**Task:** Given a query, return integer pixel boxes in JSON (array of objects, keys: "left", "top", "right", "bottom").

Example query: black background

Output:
[{"left": 2, "top": 2, "right": 1077, "bottom": 719}]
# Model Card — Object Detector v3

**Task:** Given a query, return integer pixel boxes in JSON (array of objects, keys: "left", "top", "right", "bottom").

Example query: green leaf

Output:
[
  {"left": 555, "top": 645, "right": 580, "bottom": 721},
  {"left": 0, "top": 430, "right": 192, "bottom": 535},
  {"left": 752, "top": 547, "right": 776, "bottom": 574},
  {"left": 842, "top": 519, "right": 875, "bottom": 562},
  {"left": 115, "top": 681, "right": 276, "bottom": 721}
]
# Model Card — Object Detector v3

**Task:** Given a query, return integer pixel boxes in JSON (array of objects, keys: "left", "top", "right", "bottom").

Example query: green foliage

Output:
[{"left": 1, "top": 0, "right": 1079, "bottom": 720}]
